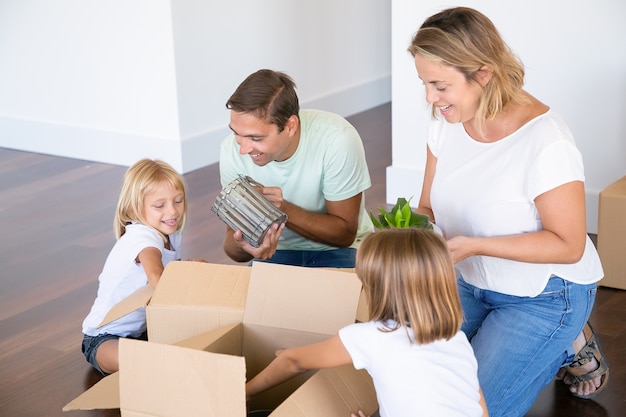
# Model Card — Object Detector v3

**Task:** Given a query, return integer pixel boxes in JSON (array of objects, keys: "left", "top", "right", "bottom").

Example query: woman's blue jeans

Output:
[{"left": 458, "top": 275, "right": 596, "bottom": 417}]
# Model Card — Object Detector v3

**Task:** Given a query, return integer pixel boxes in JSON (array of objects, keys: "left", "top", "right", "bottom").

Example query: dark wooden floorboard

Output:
[{"left": 0, "top": 103, "right": 623, "bottom": 416}]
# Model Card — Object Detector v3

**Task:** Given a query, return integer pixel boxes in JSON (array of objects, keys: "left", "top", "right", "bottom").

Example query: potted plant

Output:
[{"left": 369, "top": 197, "right": 433, "bottom": 230}]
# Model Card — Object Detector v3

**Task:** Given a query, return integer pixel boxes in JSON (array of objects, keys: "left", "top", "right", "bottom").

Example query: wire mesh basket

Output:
[{"left": 212, "top": 175, "right": 287, "bottom": 248}]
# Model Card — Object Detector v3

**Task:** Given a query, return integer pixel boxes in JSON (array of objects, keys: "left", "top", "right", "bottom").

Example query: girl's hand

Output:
[
  {"left": 350, "top": 411, "right": 369, "bottom": 417},
  {"left": 186, "top": 257, "right": 207, "bottom": 262}
]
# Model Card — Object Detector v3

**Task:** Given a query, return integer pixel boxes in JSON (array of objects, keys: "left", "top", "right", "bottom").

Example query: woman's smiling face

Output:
[{"left": 414, "top": 53, "right": 483, "bottom": 125}]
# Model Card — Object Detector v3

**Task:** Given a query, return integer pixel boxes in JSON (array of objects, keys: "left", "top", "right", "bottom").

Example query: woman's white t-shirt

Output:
[{"left": 428, "top": 111, "right": 603, "bottom": 296}]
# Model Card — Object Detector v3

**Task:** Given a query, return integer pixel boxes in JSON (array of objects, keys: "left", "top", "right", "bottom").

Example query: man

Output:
[{"left": 219, "top": 69, "right": 374, "bottom": 268}]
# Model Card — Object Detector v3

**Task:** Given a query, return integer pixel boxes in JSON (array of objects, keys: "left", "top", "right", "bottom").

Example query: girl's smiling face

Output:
[
  {"left": 142, "top": 180, "right": 185, "bottom": 237},
  {"left": 413, "top": 53, "right": 483, "bottom": 125}
]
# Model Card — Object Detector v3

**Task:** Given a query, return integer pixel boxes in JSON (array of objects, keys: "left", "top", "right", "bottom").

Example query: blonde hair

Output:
[
  {"left": 356, "top": 228, "right": 462, "bottom": 344},
  {"left": 113, "top": 159, "right": 188, "bottom": 239},
  {"left": 408, "top": 7, "right": 527, "bottom": 133}
]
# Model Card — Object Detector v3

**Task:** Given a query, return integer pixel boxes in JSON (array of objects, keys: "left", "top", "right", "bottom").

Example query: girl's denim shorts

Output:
[{"left": 82, "top": 331, "right": 148, "bottom": 375}]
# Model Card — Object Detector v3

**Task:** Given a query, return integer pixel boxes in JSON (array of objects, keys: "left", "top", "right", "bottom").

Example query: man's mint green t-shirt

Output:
[{"left": 219, "top": 109, "right": 374, "bottom": 251}]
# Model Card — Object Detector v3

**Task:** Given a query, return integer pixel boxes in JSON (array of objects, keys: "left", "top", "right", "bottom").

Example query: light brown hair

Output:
[
  {"left": 356, "top": 228, "right": 462, "bottom": 344},
  {"left": 113, "top": 159, "right": 187, "bottom": 239},
  {"left": 408, "top": 7, "right": 527, "bottom": 132}
]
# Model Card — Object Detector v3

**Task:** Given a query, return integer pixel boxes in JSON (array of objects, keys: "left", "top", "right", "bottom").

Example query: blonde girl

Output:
[
  {"left": 81, "top": 159, "right": 189, "bottom": 375},
  {"left": 246, "top": 228, "right": 488, "bottom": 417}
]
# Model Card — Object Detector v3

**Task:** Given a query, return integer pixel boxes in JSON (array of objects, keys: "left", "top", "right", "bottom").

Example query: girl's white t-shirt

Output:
[
  {"left": 82, "top": 223, "right": 181, "bottom": 337},
  {"left": 339, "top": 321, "right": 483, "bottom": 417}
]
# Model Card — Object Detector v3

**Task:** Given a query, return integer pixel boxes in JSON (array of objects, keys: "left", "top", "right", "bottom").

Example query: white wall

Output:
[
  {"left": 389, "top": 0, "right": 626, "bottom": 234},
  {"left": 0, "top": 0, "right": 391, "bottom": 173}
]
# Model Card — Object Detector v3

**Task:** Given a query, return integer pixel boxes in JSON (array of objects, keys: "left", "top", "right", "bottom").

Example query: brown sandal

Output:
[{"left": 563, "top": 322, "right": 610, "bottom": 399}]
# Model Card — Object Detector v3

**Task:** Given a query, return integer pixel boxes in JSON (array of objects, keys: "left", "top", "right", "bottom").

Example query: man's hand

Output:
[
  {"left": 259, "top": 186, "right": 285, "bottom": 211},
  {"left": 231, "top": 221, "right": 285, "bottom": 260}
]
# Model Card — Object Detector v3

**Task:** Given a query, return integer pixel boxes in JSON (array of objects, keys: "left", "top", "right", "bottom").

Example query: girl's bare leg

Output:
[{"left": 95, "top": 339, "right": 119, "bottom": 374}]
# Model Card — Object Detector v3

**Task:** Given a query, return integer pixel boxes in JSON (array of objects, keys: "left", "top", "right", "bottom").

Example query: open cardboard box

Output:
[
  {"left": 99, "top": 261, "right": 251, "bottom": 344},
  {"left": 98, "top": 262, "right": 368, "bottom": 344},
  {"left": 64, "top": 261, "right": 377, "bottom": 416}
]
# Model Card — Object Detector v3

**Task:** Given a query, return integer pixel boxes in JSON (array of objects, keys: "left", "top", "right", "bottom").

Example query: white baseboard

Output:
[
  {"left": 303, "top": 75, "right": 391, "bottom": 119},
  {"left": 181, "top": 75, "right": 391, "bottom": 173},
  {"left": 0, "top": 75, "right": 391, "bottom": 174},
  {"left": 0, "top": 116, "right": 184, "bottom": 170}
]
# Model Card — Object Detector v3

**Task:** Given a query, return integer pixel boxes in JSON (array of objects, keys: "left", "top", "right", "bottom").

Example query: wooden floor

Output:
[{"left": 0, "top": 103, "right": 624, "bottom": 416}]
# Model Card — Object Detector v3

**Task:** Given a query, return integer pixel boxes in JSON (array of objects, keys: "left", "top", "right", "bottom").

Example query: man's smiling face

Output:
[{"left": 229, "top": 111, "right": 300, "bottom": 166}]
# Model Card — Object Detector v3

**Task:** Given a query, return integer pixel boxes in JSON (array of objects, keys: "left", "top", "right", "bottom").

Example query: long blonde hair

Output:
[
  {"left": 113, "top": 159, "right": 187, "bottom": 239},
  {"left": 408, "top": 7, "right": 527, "bottom": 133},
  {"left": 356, "top": 228, "right": 462, "bottom": 344}
]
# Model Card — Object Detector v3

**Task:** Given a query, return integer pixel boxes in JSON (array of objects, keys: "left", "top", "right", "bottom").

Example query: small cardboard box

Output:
[
  {"left": 597, "top": 176, "right": 626, "bottom": 290},
  {"left": 99, "top": 261, "right": 251, "bottom": 344},
  {"left": 64, "top": 262, "right": 376, "bottom": 416}
]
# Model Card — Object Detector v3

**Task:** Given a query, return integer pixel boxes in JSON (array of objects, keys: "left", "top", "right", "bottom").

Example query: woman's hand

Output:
[
  {"left": 350, "top": 411, "right": 369, "bottom": 417},
  {"left": 446, "top": 235, "right": 478, "bottom": 264}
]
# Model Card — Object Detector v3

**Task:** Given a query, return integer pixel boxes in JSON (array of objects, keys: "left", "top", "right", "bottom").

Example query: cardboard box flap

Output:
[
  {"left": 244, "top": 262, "right": 362, "bottom": 335},
  {"left": 98, "top": 284, "right": 153, "bottom": 328},
  {"left": 119, "top": 338, "right": 247, "bottom": 417},
  {"left": 151, "top": 261, "right": 250, "bottom": 308},
  {"left": 62, "top": 372, "right": 120, "bottom": 411},
  {"left": 269, "top": 365, "right": 378, "bottom": 417},
  {"left": 98, "top": 262, "right": 249, "bottom": 330},
  {"left": 326, "top": 268, "right": 369, "bottom": 323},
  {"left": 174, "top": 322, "right": 242, "bottom": 354}
]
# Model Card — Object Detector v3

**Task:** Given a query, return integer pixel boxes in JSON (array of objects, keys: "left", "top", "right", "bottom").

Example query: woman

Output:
[{"left": 409, "top": 7, "right": 607, "bottom": 417}]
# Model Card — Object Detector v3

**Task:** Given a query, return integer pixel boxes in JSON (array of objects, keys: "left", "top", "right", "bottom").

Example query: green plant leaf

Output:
[
  {"left": 394, "top": 206, "right": 404, "bottom": 227},
  {"left": 369, "top": 211, "right": 384, "bottom": 229},
  {"left": 384, "top": 211, "right": 396, "bottom": 227},
  {"left": 376, "top": 207, "right": 390, "bottom": 227},
  {"left": 369, "top": 196, "right": 434, "bottom": 230},
  {"left": 401, "top": 202, "right": 412, "bottom": 227},
  {"left": 409, "top": 212, "right": 430, "bottom": 228}
]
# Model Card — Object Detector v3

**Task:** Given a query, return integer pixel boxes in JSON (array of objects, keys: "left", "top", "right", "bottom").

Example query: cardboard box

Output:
[
  {"left": 597, "top": 176, "right": 626, "bottom": 290},
  {"left": 269, "top": 364, "right": 377, "bottom": 417},
  {"left": 326, "top": 267, "right": 369, "bottom": 323},
  {"left": 64, "top": 261, "right": 376, "bottom": 416},
  {"left": 99, "top": 261, "right": 251, "bottom": 344}
]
